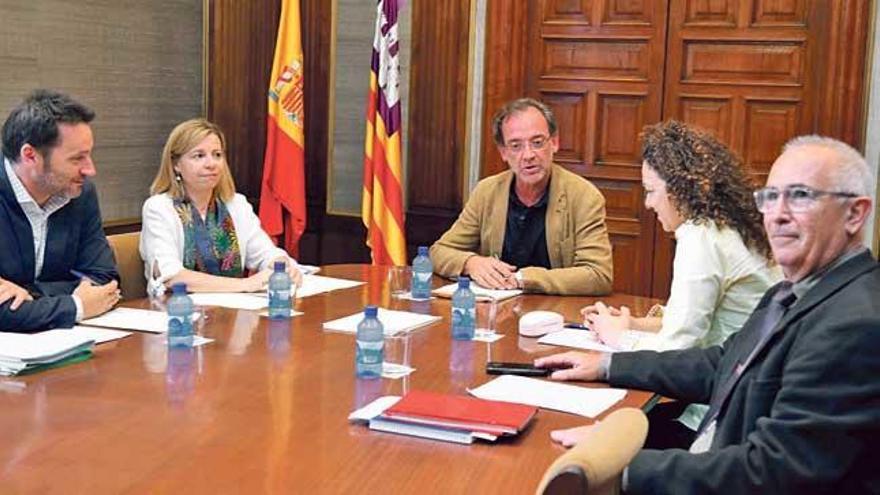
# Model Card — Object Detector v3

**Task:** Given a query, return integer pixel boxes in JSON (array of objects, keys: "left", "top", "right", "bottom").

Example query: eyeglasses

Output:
[
  {"left": 504, "top": 135, "right": 550, "bottom": 154},
  {"left": 753, "top": 185, "right": 858, "bottom": 213}
]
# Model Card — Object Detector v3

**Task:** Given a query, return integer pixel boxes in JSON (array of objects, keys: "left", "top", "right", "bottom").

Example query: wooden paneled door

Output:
[
  {"left": 484, "top": 0, "right": 672, "bottom": 297},
  {"left": 665, "top": 0, "right": 816, "bottom": 186},
  {"left": 483, "top": 0, "right": 869, "bottom": 298}
]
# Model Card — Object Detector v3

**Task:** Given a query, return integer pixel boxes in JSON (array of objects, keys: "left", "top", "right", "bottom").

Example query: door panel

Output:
[
  {"left": 524, "top": 0, "right": 671, "bottom": 296},
  {"left": 664, "top": 0, "right": 815, "bottom": 186}
]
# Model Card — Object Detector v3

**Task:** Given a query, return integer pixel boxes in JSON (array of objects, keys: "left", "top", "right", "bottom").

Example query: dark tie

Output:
[{"left": 696, "top": 282, "right": 797, "bottom": 434}]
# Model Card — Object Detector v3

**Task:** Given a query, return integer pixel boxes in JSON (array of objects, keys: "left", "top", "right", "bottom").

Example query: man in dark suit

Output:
[
  {"left": 536, "top": 136, "right": 879, "bottom": 494},
  {"left": 1, "top": 89, "right": 120, "bottom": 332}
]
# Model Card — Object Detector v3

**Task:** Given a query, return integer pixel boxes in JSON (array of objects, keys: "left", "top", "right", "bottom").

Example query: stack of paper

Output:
[
  {"left": 322, "top": 308, "right": 441, "bottom": 336},
  {"left": 349, "top": 390, "right": 537, "bottom": 444},
  {"left": 80, "top": 307, "right": 176, "bottom": 333},
  {"left": 432, "top": 282, "right": 522, "bottom": 301},
  {"left": 0, "top": 330, "right": 95, "bottom": 376},
  {"left": 65, "top": 326, "right": 132, "bottom": 344},
  {"left": 469, "top": 375, "right": 627, "bottom": 418}
]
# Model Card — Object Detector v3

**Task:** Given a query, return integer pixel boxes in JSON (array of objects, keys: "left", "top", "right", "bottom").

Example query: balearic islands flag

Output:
[
  {"left": 259, "top": 0, "right": 306, "bottom": 257},
  {"left": 362, "top": 0, "right": 406, "bottom": 266}
]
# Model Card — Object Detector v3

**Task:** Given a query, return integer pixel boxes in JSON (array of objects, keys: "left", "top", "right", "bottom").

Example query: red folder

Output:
[{"left": 382, "top": 390, "right": 537, "bottom": 436}]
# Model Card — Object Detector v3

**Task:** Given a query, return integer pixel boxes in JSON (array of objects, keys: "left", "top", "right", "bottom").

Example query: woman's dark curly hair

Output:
[{"left": 641, "top": 120, "right": 772, "bottom": 260}]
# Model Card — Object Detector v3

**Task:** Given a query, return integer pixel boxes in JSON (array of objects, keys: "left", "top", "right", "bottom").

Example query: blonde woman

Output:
[{"left": 140, "top": 119, "right": 301, "bottom": 293}]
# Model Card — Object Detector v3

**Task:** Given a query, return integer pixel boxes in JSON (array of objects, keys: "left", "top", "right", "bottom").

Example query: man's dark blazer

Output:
[
  {"left": 0, "top": 162, "right": 118, "bottom": 332},
  {"left": 609, "top": 250, "right": 880, "bottom": 494}
]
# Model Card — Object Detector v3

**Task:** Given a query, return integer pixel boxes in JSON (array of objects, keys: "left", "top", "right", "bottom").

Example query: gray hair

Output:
[
  {"left": 491, "top": 98, "right": 557, "bottom": 146},
  {"left": 783, "top": 135, "right": 872, "bottom": 197}
]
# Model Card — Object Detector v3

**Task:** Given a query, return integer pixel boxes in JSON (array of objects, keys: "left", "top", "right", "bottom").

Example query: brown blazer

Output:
[{"left": 429, "top": 164, "right": 612, "bottom": 295}]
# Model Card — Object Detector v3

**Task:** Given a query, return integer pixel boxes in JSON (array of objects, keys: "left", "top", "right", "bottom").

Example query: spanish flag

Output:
[
  {"left": 259, "top": 0, "right": 306, "bottom": 257},
  {"left": 362, "top": 0, "right": 406, "bottom": 266}
]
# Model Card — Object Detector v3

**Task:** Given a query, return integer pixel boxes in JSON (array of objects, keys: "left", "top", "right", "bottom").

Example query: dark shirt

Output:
[{"left": 501, "top": 178, "right": 551, "bottom": 269}]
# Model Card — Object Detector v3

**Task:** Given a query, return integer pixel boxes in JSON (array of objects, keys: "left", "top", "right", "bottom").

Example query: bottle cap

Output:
[
  {"left": 171, "top": 282, "right": 188, "bottom": 295},
  {"left": 417, "top": 246, "right": 429, "bottom": 256},
  {"left": 458, "top": 277, "right": 470, "bottom": 289},
  {"left": 364, "top": 305, "right": 378, "bottom": 317},
  {"left": 274, "top": 260, "right": 286, "bottom": 272}
]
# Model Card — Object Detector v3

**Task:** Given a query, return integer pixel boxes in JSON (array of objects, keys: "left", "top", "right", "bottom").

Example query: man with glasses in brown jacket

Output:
[{"left": 430, "top": 98, "right": 613, "bottom": 296}]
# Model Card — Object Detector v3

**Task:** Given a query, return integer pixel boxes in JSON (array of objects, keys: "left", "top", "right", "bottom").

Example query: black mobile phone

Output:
[{"left": 485, "top": 361, "right": 551, "bottom": 377}]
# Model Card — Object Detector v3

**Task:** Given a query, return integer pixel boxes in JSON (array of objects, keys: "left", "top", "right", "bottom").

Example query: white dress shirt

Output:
[{"left": 622, "top": 220, "right": 782, "bottom": 430}]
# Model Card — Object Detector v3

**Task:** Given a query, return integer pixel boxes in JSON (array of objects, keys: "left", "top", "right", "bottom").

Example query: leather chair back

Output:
[{"left": 107, "top": 232, "right": 147, "bottom": 300}]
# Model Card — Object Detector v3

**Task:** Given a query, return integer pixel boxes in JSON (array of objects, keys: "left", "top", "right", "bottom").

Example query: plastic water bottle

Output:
[
  {"left": 355, "top": 305, "right": 385, "bottom": 379},
  {"left": 268, "top": 261, "right": 292, "bottom": 319},
  {"left": 451, "top": 277, "right": 476, "bottom": 340},
  {"left": 167, "top": 282, "right": 194, "bottom": 347},
  {"left": 411, "top": 246, "right": 433, "bottom": 300}
]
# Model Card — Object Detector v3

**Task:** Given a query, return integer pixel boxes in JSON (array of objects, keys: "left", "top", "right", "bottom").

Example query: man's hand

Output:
[
  {"left": 534, "top": 351, "right": 607, "bottom": 382},
  {"left": 550, "top": 424, "right": 596, "bottom": 448},
  {"left": 464, "top": 255, "right": 517, "bottom": 289},
  {"left": 0, "top": 277, "right": 33, "bottom": 311},
  {"left": 74, "top": 279, "right": 120, "bottom": 319}
]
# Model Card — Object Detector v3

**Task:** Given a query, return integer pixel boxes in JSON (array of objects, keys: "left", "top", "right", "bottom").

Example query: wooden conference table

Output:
[{"left": 0, "top": 265, "right": 659, "bottom": 494}]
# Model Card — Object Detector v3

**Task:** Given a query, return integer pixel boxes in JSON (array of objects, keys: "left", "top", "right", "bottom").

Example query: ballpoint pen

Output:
[
  {"left": 69, "top": 269, "right": 96, "bottom": 285},
  {"left": 563, "top": 321, "right": 591, "bottom": 331}
]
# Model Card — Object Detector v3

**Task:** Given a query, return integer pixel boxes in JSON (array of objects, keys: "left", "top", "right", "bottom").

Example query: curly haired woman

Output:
[{"left": 554, "top": 121, "right": 781, "bottom": 448}]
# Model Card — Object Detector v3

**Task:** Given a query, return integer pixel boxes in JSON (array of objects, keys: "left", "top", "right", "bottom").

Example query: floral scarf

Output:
[{"left": 174, "top": 196, "right": 243, "bottom": 277}]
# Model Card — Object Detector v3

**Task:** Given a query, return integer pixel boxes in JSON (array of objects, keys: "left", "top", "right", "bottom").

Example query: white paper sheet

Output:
[
  {"left": 298, "top": 264, "right": 321, "bottom": 275},
  {"left": 189, "top": 293, "right": 269, "bottom": 310},
  {"left": 79, "top": 308, "right": 187, "bottom": 334},
  {"left": 297, "top": 275, "right": 365, "bottom": 298},
  {"left": 469, "top": 375, "right": 627, "bottom": 418},
  {"left": 537, "top": 328, "right": 619, "bottom": 353},
  {"left": 67, "top": 326, "right": 132, "bottom": 344},
  {"left": 432, "top": 282, "right": 522, "bottom": 301},
  {"left": 0, "top": 330, "right": 95, "bottom": 361},
  {"left": 348, "top": 396, "right": 402, "bottom": 422},
  {"left": 322, "top": 308, "right": 442, "bottom": 336}
]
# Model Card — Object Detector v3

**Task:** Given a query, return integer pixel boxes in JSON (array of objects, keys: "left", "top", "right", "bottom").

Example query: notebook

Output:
[{"left": 382, "top": 389, "right": 537, "bottom": 435}]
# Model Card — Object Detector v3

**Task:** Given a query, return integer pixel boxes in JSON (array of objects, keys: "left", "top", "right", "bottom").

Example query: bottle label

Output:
[
  {"left": 356, "top": 340, "right": 384, "bottom": 365},
  {"left": 270, "top": 290, "right": 291, "bottom": 301},
  {"left": 451, "top": 307, "right": 475, "bottom": 336},
  {"left": 168, "top": 315, "right": 193, "bottom": 337},
  {"left": 411, "top": 270, "right": 432, "bottom": 299}
]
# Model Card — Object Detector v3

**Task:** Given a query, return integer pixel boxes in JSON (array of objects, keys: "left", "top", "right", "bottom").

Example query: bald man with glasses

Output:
[
  {"left": 430, "top": 98, "right": 613, "bottom": 295},
  {"left": 536, "top": 135, "right": 880, "bottom": 494}
]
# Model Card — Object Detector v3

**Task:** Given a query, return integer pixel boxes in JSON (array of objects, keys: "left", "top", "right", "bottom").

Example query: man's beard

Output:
[{"left": 35, "top": 157, "right": 76, "bottom": 199}]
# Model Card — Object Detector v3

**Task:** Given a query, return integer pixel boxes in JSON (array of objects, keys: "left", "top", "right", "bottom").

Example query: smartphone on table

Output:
[{"left": 485, "top": 361, "right": 551, "bottom": 377}]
